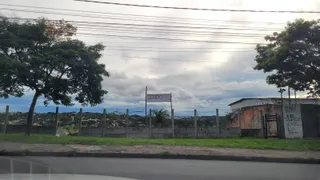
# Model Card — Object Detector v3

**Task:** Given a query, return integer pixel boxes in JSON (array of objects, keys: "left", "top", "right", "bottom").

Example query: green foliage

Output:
[
  {"left": 0, "top": 17, "right": 109, "bottom": 134},
  {"left": 152, "top": 109, "right": 170, "bottom": 127},
  {"left": 254, "top": 19, "right": 320, "bottom": 96}
]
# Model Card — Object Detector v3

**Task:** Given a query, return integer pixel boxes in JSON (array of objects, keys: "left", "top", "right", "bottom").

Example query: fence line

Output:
[{"left": 0, "top": 105, "right": 240, "bottom": 138}]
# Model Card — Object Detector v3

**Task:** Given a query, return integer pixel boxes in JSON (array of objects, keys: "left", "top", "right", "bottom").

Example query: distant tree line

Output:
[{"left": 0, "top": 109, "right": 230, "bottom": 128}]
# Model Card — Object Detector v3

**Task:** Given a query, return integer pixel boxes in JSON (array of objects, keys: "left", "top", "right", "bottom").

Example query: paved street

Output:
[{"left": 0, "top": 156, "right": 319, "bottom": 180}]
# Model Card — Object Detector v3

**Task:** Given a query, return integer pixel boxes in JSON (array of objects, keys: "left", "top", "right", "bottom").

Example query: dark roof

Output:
[{"left": 228, "top": 97, "right": 319, "bottom": 106}]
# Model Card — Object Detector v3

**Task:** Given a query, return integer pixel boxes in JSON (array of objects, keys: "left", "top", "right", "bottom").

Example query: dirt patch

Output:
[{"left": 67, "top": 144, "right": 320, "bottom": 159}]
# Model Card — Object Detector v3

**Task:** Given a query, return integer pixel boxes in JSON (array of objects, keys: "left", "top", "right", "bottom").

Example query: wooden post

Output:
[
  {"left": 216, "top": 109, "right": 220, "bottom": 137},
  {"left": 149, "top": 109, "right": 152, "bottom": 138},
  {"left": 102, "top": 109, "right": 106, "bottom": 137},
  {"left": 171, "top": 109, "right": 175, "bottom": 138},
  {"left": 194, "top": 109, "right": 197, "bottom": 138},
  {"left": 3, "top": 105, "right": 9, "bottom": 133},
  {"left": 125, "top": 109, "right": 129, "bottom": 138},
  {"left": 78, "top": 108, "right": 83, "bottom": 135},
  {"left": 54, "top": 107, "right": 59, "bottom": 135}
]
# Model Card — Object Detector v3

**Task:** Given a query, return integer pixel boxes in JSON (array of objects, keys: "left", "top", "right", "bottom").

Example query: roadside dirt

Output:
[{"left": 1, "top": 142, "right": 319, "bottom": 160}]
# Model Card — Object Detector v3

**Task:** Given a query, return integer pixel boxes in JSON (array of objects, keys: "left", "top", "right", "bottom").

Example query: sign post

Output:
[{"left": 145, "top": 86, "right": 173, "bottom": 138}]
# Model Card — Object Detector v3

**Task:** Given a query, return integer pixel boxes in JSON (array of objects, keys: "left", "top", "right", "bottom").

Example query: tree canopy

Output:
[
  {"left": 0, "top": 17, "right": 109, "bottom": 135},
  {"left": 152, "top": 109, "right": 170, "bottom": 128},
  {"left": 254, "top": 19, "right": 320, "bottom": 96}
]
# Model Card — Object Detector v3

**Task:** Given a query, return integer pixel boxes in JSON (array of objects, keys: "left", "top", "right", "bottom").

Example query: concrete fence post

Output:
[
  {"left": 149, "top": 109, "right": 152, "bottom": 138},
  {"left": 54, "top": 107, "right": 59, "bottom": 135},
  {"left": 194, "top": 109, "right": 198, "bottom": 138},
  {"left": 216, "top": 109, "right": 220, "bottom": 137},
  {"left": 125, "top": 109, "right": 129, "bottom": 138},
  {"left": 78, "top": 108, "right": 83, "bottom": 135},
  {"left": 171, "top": 108, "right": 175, "bottom": 138},
  {"left": 260, "top": 110, "right": 265, "bottom": 138},
  {"left": 102, "top": 109, "right": 106, "bottom": 137},
  {"left": 3, "top": 105, "right": 9, "bottom": 133}
]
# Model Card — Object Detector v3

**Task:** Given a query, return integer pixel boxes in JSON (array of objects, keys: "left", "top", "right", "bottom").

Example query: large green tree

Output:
[
  {"left": 0, "top": 17, "right": 109, "bottom": 135},
  {"left": 254, "top": 19, "right": 320, "bottom": 96}
]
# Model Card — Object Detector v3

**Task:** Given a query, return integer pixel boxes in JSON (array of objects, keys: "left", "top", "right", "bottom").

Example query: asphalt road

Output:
[{"left": 0, "top": 156, "right": 319, "bottom": 180}]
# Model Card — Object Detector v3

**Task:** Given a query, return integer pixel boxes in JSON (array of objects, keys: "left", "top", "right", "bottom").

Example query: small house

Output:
[{"left": 228, "top": 98, "right": 320, "bottom": 138}]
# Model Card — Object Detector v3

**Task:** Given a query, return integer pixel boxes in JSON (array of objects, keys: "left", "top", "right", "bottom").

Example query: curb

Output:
[{"left": 1, "top": 151, "right": 319, "bottom": 164}]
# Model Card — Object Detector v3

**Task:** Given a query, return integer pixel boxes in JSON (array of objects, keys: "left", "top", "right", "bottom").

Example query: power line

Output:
[
  {"left": 74, "top": 21, "right": 281, "bottom": 31},
  {"left": 0, "top": 7, "right": 285, "bottom": 28},
  {"left": 77, "top": 28, "right": 267, "bottom": 38},
  {"left": 74, "top": 23, "right": 278, "bottom": 32},
  {"left": 77, "top": 30, "right": 266, "bottom": 39},
  {"left": 102, "top": 54, "right": 230, "bottom": 62},
  {"left": 74, "top": 0, "right": 320, "bottom": 13},
  {"left": 102, "top": 45, "right": 255, "bottom": 50},
  {"left": 3, "top": 16, "right": 267, "bottom": 45},
  {"left": 77, "top": 32, "right": 265, "bottom": 44},
  {"left": 6, "top": 17, "right": 278, "bottom": 36},
  {"left": 75, "top": 25, "right": 271, "bottom": 36},
  {"left": 5, "top": 16, "right": 276, "bottom": 41},
  {"left": 0, "top": 3, "right": 288, "bottom": 24},
  {"left": 104, "top": 48, "right": 253, "bottom": 53},
  {"left": 103, "top": 51, "right": 257, "bottom": 62},
  {"left": 4, "top": 16, "right": 282, "bottom": 32}
]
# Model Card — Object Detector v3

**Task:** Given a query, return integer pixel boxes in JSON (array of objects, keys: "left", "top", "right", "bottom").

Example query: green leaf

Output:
[
  {"left": 0, "top": 16, "right": 109, "bottom": 134},
  {"left": 254, "top": 18, "right": 320, "bottom": 96}
]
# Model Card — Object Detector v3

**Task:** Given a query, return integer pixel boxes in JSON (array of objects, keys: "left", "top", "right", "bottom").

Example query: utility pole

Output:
[
  {"left": 278, "top": 88, "right": 286, "bottom": 138},
  {"left": 288, "top": 87, "right": 291, "bottom": 104}
]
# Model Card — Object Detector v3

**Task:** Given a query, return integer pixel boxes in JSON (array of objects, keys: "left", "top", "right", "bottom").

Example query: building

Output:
[{"left": 228, "top": 98, "right": 320, "bottom": 138}]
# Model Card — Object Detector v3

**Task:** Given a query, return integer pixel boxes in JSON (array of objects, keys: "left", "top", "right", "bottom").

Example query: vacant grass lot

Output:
[{"left": 0, "top": 133, "right": 319, "bottom": 151}]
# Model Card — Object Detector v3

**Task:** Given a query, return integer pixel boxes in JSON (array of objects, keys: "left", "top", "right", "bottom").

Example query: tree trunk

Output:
[{"left": 25, "top": 91, "right": 40, "bottom": 136}]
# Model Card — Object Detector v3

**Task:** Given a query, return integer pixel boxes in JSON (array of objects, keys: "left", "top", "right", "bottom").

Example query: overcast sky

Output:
[{"left": 1, "top": 0, "right": 319, "bottom": 115}]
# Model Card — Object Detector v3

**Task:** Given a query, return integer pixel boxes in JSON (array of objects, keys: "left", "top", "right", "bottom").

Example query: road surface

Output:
[{"left": 0, "top": 156, "right": 319, "bottom": 180}]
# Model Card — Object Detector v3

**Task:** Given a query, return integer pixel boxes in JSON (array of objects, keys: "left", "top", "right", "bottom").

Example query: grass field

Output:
[{"left": 0, "top": 133, "right": 319, "bottom": 151}]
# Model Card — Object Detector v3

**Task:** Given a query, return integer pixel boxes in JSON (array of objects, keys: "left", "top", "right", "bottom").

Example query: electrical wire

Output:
[
  {"left": 77, "top": 32, "right": 265, "bottom": 44},
  {"left": 74, "top": 26, "right": 271, "bottom": 37},
  {"left": 0, "top": 7, "right": 284, "bottom": 28},
  {"left": 100, "top": 45, "right": 255, "bottom": 50},
  {"left": 2, "top": 8, "right": 271, "bottom": 45},
  {"left": 4, "top": 17, "right": 272, "bottom": 44},
  {"left": 0, "top": 3, "right": 288, "bottom": 24},
  {"left": 3, "top": 15, "right": 282, "bottom": 32},
  {"left": 103, "top": 48, "right": 253, "bottom": 53},
  {"left": 74, "top": 0, "right": 320, "bottom": 13},
  {"left": 102, "top": 53, "right": 256, "bottom": 62},
  {"left": 5, "top": 17, "right": 278, "bottom": 38}
]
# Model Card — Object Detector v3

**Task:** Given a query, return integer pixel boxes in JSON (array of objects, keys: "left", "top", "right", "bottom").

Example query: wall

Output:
[
  {"left": 239, "top": 105, "right": 276, "bottom": 129},
  {"left": 283, "top": 104, "right": 303, "bottom": 139},
  {"left": 0, "top": 125, "right": 56, "bottom": 134},
  {"left": 228, "top": 112, "right": 239, "bottom": 128},
  {"left": 80, "top": 127, "right": 240, "bottom": 138},
  {"left": 229, "top": 105, "right": 281, "bottom": 137}
]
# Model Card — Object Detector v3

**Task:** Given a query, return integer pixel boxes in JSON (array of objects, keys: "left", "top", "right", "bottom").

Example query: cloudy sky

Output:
[{"left": 0, "top": 0, "right": 319, "bottom": 115}]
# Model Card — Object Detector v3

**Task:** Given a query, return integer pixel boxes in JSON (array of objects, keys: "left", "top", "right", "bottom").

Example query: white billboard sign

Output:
[{"left": 147, "top": 93, "right": 171, "bottom": 102}]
